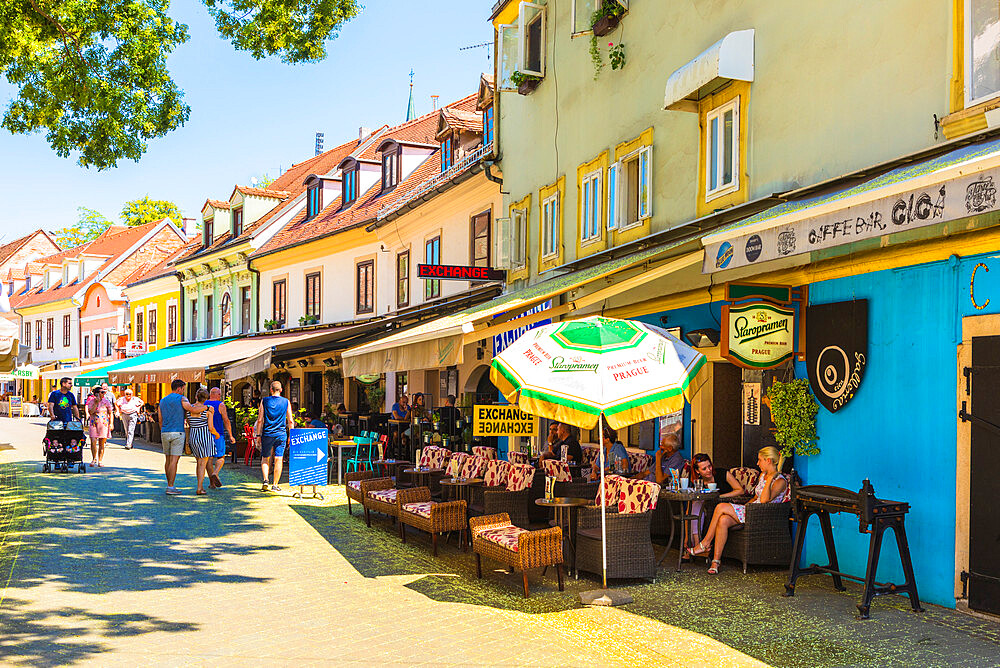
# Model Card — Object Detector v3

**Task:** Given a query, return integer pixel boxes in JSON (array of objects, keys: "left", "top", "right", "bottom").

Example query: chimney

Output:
[{"left": 359, "top": 126, "right": 371, "bottom": 141}]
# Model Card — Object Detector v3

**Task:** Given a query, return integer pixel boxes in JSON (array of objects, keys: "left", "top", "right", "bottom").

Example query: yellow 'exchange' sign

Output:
[{"left": 473, "top": 405, "right": 538, "bottom": 438}]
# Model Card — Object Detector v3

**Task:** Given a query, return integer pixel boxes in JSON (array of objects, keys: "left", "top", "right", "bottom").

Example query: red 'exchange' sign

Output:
[{"left": 417, "top": 264, "right": 506, "bottom": 281}]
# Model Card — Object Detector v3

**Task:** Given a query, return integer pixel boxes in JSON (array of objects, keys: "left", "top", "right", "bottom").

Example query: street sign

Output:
[
  {"left": 417, "top": 264, "right": 506, "bottom": 281},
  {"left": 126, "top": 341, "right": 147, "bottom": 357},
  {"left": 289, "top": 428, "right": 328, "bottom": 486}
]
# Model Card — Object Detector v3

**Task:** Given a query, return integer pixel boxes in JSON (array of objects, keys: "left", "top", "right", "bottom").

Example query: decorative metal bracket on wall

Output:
[{"left": 958, "top": 400, "right": 1000, "bottom": 438}]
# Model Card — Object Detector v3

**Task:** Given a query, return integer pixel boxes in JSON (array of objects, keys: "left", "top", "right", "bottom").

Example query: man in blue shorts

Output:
[
  {"left": 205, "top": 387, "right": 235, "bottom": 488},
  {"left": 254, "top": 380, "right": 293, "bottom": 492}
]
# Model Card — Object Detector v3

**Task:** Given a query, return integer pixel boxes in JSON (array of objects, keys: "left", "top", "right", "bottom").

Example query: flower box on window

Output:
[{"left": 592, "top": 13, "right": 619, "bottom": 36}]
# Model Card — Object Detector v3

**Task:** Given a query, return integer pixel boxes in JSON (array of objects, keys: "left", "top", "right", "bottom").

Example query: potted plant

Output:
[
  {"left": 511, "top": 71, "right": 541, "bottom": 95},
  {"left": 591, "top": 0, "right": 625, "bottom": 37},
  {"left": 765, "top": 379, "right": 820, "bottom": 463},
  {"left": 298, "top": 314, "right": 319, "bottom": 326},
  {"left": 362, "top": 382, "right": 385, "bottom": 414}
]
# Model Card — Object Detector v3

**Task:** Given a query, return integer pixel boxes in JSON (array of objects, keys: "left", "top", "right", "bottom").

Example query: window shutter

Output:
[
  {"left": 519, "top": 2, "right": 546, "bottom": 77},
  {"left": 638, "top": 145, "right": 652, "bottom": 220},
  {"left": 498, "top": 24, "right": 520, "bottom": 90},
  {"left": 607, "top": 161, "right": 620, "bottom": 230},
  {"left": 496, "top": 216, "right": 512, "bottom": 269}
]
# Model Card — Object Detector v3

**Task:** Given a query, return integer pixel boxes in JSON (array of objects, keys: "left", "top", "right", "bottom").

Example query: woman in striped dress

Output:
[{"left": 189, "top": 388, "right": 220, "bottom": 496}]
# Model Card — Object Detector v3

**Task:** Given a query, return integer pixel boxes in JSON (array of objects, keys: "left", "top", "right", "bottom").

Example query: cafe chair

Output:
[
  {"left": 470, "top": 512, "right": 564, "bottom": 598},
  {"left": 345, "top": 470, "right": 374, "bottom": 515},
  {"left": 721, "top": 472, "right": 795, "bottom": 573},
  {"left": 507, "top": 451, "right": 531, "bottom": 466},
  {"left": 396, "top": 486, "right": 468, "bottom": 557},
  {"left": 346, "top": 436, "right": 375, "bottom": 474},
  {"left": 472, "top": 445, "right": 498, "bottom": 460},
  {"left": 470, "top": 459, "right": 511, "bottom": 516},
  {"left": 480, "top": 463, "right": 535, "bottom": 528},
  {"left": 243, "top": 425, "right": 258, "bottom": 467},
  {"left": 362, "top": 477, "right": 401, "bottom": 528},
  {"left": 575, "top": 475, "right": 661, "bottom": 581}
]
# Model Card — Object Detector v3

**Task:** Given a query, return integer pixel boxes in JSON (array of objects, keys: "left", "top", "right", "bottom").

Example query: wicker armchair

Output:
[
  {"left": 362, "top": 478, "right": 400, "bottom": 527},
  {"left": 469, "top": 512, "right": 564, "bottom": 598},
  {"left": 721, "top": 497, "right": 794, "bottom": 573},
  {"left": 575, "top": 507, "right": 657, "bottom": 580},
  {"left": 396, "top": 486, "right": 468, "bottom": 556},
  {"left": 345, "top": 470, "right": 374, "bottom": 516}
]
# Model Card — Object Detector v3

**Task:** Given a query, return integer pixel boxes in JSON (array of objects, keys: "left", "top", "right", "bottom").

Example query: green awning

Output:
[{"left": 75, "top": 339, "right": 238, "bottom": 387}]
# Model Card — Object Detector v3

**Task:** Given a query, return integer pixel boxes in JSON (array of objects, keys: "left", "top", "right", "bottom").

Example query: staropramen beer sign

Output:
[{"left": 721, "top": 302, "right": 795, "bottom": 369}]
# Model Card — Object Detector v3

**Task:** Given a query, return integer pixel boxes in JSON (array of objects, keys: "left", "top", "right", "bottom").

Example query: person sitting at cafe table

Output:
[
  {"left": 391, "top": 393, "right": 411, "bottom": 421},
  {"left": 411, "top": 392, "right": 427, "bottom": 420},
  {"left": 554, "top": 422, "right": 583, "bottom": 464},
  {"left": 686, "top": 453, "right": 735, "bottom": 550},
  {"left": 688, "top": 446, "right": 789, "bottom": 574},
  {"left": 538, "top": 422, "right": 561, "bottom": 463},
  {"left": 438, "top": 394, "right": 462, "bottom": 434},
  {"left": 588, "top": 425, "right": 630, "bottom": 479},
  {"left": 644, "top": 431, "right": 687, "bottom": 484}
]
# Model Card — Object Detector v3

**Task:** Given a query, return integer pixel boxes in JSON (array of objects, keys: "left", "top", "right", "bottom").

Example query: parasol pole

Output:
[{"left": 599, "top": 411, "right": 607, "bottom": 590}]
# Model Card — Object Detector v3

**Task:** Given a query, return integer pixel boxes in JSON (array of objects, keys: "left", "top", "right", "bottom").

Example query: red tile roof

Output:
[
  {"left": 436, "top": 108, "right": 483, "bottom": 139},
  {"left": 233, "top": 186, "right": 291, "bottom": 199},
  {"left": 12, "top": 220, "right": 182, "bottom": 309},
  {"left": 205, "top": 200, "right": 231, "bottom": 211},
  {"left": 0, "top": 231, "right": 60, "bottom": 268},
  {"left": 252, "top": 94, "right": 483, "bottom": 258}
]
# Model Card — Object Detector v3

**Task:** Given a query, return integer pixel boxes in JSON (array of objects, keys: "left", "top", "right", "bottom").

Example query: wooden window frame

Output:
[
  {"left": 356, "top": 260, "right": 375, "bottom": 315},
  {"left": 205, "top": 295, "right": 214, "bottom": 339},
  {"left": 35, "top": 321, "right": 41, "bottom": 350},
  {"left": 541, "top": 193, "right": 560, "bottom": 258},
  {"left": 580, "top": 169, "right": 602, "bottom": 242},
  {"left": 484, "top": 106, "right": 494, "bottom": 146},
  {"left": 240, "top": 286, "right": 251, "bottom": 333},
  {"left": 471, "top": 210, "right": 492, "bottom": 268},
  {"left": 46, "top": 317, "right": 53, "bottom": 350},
  {"left": 232, "top": 206, "right": 244, "bottom": 237},
  {"left": 62, "top": 314, "right": 70, "bottom": 347},
  {"left": 382, "top": 148, "right": 400, "bottom": 191},
  {"left": 94, "top": 332, "right": 102, "bottom": 358},
  {"left": 167, "top": 304, "right": 177, "bottom": 343},
  {"left": 305, "top": 272, "right": 322, "bottom": 318},
  {"left": 83, "top": 333, "right": 89, "bottom": 358},
  {"left": 106, "top": 329, "right": 113, "bottom": 356},
  {"left": 343, "top": 166, "right": 359, "bottom": 206},
  {"left": 705, "top": 97, "right": 740, "bottom": 201},
  {"left": 203, "top": 217, "right": 214, "bottom": 247},
  {"left": 136, "top": 310, "right": 144, "bottom": 342},
  {"left": 441, "top": 136, "right": 454, "bottom": 172},
  {"left": 148, "top": 308, "right": 157, "bottom": 345},
  {"left": 425, "top": 236, "right": 441, "bottom": 300},
  {"left": 306, "top": 184, "right": 322, "bottom": 219},
  {"left": 272, "top": 279, "right": 286, "bottom": 325},
  {"left": 190, "top": 299, "right": 198, "bottom": 339},
  {"left": 396, "top": 250, "right": 410, "bottom": 308}
]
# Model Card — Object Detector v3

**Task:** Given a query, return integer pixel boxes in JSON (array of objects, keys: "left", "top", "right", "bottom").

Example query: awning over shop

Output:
[
  {"left": 663, "top": 29, "right": 754, "bottom": 112},
  {"left": 702, "top": 136, "right": 1000, "bottom": 273},
  {"left": 341, "top": 247, "right": 702, "bottom": 377},
  {"left": 221, "top": 325, "right": 381, "bottom": 382},
  {"left": 41, "top": 362, "right": 108, "bottom": 381},
  {"left": 76, "top": 339, "right": 231, "bottom": 387}
]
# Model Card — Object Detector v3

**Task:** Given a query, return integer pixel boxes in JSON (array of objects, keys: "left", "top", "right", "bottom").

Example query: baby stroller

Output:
[{"left": 42, "top": 420, "right": 87, "bottom": 473}]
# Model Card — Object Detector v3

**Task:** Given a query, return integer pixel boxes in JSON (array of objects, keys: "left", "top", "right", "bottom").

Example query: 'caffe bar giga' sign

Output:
[
  {"left": 473, "top": 405, "right": 539, "bottom": 437},
  {"left": 722, "top": 301, "right": 796, "bottom": 369}
]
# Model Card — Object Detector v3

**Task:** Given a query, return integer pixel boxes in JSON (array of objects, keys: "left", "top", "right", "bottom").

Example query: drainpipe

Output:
[{"left": 484, "top": 160, "right": 503, "bottom": 186}]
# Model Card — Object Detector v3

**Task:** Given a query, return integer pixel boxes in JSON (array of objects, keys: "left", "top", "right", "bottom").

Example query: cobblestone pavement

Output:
[{"left": 0, "top": 418, "right": 997, "bottom": 667}]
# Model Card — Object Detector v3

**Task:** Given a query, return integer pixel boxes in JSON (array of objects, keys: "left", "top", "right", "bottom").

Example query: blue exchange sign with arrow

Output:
[{"left": 289, "top": 428, "right": 328, "bottom": 487}]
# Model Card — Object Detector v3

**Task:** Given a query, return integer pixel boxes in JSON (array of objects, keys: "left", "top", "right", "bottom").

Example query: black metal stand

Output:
[{"left": 784, "top": 507, "right": 923, "bottom": 619}]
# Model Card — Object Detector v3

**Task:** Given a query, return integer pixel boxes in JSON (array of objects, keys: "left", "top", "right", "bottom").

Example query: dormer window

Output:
[
  {"left": 343, "top": 165, "right": 359, "bottom": 206},
  {"left": 484, "top": 106, "right": 494, "bottom": 146},
  {"left": 382, "top": 148, "right": 399, "bottom": 191},
  {"left": 203, "top": 217, "right": 214, "bottom": 247},
  {"left": 441, "top": 136, "right": 454, "bottom": 172},
  {"left": 306, "top": 182, "right": 322, "bottom": 219},
  {"left": 232, "top": 207, "right": 243, "bottom": 237}
]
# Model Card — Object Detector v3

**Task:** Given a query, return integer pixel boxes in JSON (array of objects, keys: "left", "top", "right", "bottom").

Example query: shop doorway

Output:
[
  {"left": 968, "top": 335, "right": 1000, "bottom": 616},
  {"left": 305, "top": 372, "right": 323, "bottom": 418}
]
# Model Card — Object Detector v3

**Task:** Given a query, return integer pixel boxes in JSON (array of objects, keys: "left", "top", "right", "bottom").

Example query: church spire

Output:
[{"left": 406, "top": 69, "right": 416, "bottom": 122}]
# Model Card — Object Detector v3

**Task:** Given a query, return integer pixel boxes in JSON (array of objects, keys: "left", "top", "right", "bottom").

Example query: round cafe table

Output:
[
  {"left": 439, "top": 477, "right": 483, "bottom": 505},
  {"left": 535, "top": 496, "right": 591, "bottom": 577},
  {"left": 372, "top": 459, "right": 411, "bottom": 480},
  {"left": 658, "top": 488, "right": 720, "bottom": 571},
  {"left": 402, "top": 467, "right": 443, "bottom": 489}
]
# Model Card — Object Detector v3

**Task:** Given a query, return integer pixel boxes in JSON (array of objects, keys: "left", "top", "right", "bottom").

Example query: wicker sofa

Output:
[
  {"left": 345, "top": 470, "right": 374, "bottom": 515},
  {"left": 397, "top": 486, "right": 468, "bottom": 556},
  {"left": 469, "top": 512, "right": 564, "bottom": 598},
  {"left": 575, "top": 475, "right": 661, "bottom": 581}
]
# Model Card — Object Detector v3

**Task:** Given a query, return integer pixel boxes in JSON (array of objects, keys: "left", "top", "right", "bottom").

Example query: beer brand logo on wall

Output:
[
  {"left": 716, "top": 242, "right": 734, "bottom": 269},
  {"left": 721, "top": 302, "right": 795, "bottom": 369},
  {"left": 806, "top": 299, "right": 868, "bottom": 413},
  {"left": 745, "top": 235, "right": 762, "bottom": 262}
]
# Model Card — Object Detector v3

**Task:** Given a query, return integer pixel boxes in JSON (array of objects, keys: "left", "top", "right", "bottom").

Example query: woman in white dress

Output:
[{"left": 687, "top": 446, "right": 789, "bottom": 574}]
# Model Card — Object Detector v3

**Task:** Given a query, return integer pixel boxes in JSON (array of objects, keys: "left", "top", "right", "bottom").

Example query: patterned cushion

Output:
[
  {"left": 540, "top": 459, "right": 572, "bottom": 482},
  {"left": 367, "top": 488, "right": 398, "bottom": 503},
  {"left": 402, "top": 501, "right": 436, "bottom": 519},
  {"left": 418, "top": 446, "right": 448, "bottom": 470},
  {"left": 472, "top": 446, "right": 498, "bottom": 460},
  {"left": 507, "top": 451, "right": 531, "bottom": 466},
  {"left": 581, "top": 445, "right": 599, "bottom": 467},
  {"left": 346, "top": 480, "right": 362, "bottom": 491},
  {"left": 477, "top": 524, "right": 528, "bottom": 552},
  {"left": 506, "top": 463, "right": 535, "bottom": 492},
  {"left": 460, "top": 455, "right": 489, "bottom": 479},
  {"left": 595, "top": 474, "right": 627, "bottom": 506},
  {"left": 446, "top": 452, "right": 469, "bottom": 478},
  {"left": 615, "top": 477, "right": 660, "bottom": 514},
  {"left": 628, "top": 452, "right": 653, "bottom": 475},
  {"left": 730, "top": 467, "right": 760, "bottom": 495},
  {"left": 483, "top": 460, "right": 511, "bottom": 487}
]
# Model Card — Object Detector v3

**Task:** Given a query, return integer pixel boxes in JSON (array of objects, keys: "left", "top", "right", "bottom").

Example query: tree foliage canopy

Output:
[
  {"left": 120, "top": 196, "right": 182, "bottom": 228},
  {"left": 52, "top": 206, "right": 111, "bottom": 247},
  {"left": 0, "top": 0, "right": 360, "bottom": 170}
]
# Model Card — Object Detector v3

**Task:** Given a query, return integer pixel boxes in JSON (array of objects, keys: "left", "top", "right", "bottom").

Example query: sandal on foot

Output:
[
  {"left": 708, "top": 559, "right": 721, "bottom": 575},
  {"left": 196, "top": 489, "right": 207, "bottom": 496},
  {"left": 686, "top": 541, "right": 711, "bottom": 558}
]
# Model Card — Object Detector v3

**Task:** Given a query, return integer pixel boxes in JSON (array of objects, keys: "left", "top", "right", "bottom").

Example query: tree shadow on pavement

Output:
[
  {"left": 8, "top": 462, "right": 281, "bottom": 596},
  {"left": 0, "top": 597, "right": 198, "bottom": 667}
]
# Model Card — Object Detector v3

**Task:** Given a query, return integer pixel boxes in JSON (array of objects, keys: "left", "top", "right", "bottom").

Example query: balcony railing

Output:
[{"left": 376, "top": 141, "right": 495, "bottom": 220}]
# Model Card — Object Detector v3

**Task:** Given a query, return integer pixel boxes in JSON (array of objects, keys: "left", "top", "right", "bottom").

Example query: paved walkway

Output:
[{"left": 0, "top": 418, "right": 997, "bottom": 667}]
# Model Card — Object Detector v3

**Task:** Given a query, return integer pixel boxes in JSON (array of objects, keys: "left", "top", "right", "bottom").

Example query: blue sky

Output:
[{"left": 0, "top": 1, "right": 494, "bottom": 241}]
